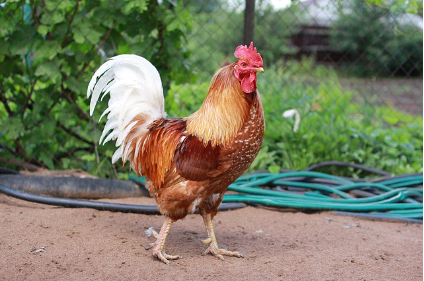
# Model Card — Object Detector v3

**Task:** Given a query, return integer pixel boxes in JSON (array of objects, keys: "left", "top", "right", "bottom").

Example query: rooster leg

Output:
[
  {"left": 201, "top": 213, "right": 243, "bottom": 260},
  {"left": 147, "top": 217, "right": 181, "bottom": 264}
]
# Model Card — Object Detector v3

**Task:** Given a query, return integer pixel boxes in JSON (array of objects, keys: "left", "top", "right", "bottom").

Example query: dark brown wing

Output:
[{"left": 175, "top": 135, "right": 220, "bottom": 181}]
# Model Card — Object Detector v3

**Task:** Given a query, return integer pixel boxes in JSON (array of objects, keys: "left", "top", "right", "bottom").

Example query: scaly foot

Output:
[
  {"left": 200, "top": 213, "right": 243, "bottom": 261},
  {"left": 153, "top": 249, "right": 182, "bottom": 265},
  {"left": 144, "top": 219, "right": 181, "bottom": 265},
  {"left": 202, "top": 243, "right": 243, "bottom": 261},
  {"left": 145, "top": 241, "right": 182, "bottom": 265}
]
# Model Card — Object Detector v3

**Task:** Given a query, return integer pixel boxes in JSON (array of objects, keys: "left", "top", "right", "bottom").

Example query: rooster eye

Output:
[{"left": 241, "top": 62, "right": 247, "bottom": 67}]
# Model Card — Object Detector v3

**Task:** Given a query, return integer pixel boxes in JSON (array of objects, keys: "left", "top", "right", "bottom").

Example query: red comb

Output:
[{"left": 234, "top": 42, "right": 263, "bottom": 67}]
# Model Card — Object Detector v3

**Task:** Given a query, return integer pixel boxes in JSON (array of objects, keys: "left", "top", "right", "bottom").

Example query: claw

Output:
[
  {"left": 163, "top": 252, "right": 182, "bottom": 260},
  {"left": 203, "top": 244, "right": 243, "bottom": 260},
  {"left": 153, "top": 250, "right": 171, "bottom": 265},
  {"left": 153, "top": 250, "right": 182, "bottom": 265},
  {"left": 144, "top": 243, "right": 154, "bottom": 250},
  {"left": 202, "top": 250, "right": 225, "bottom": 261}
]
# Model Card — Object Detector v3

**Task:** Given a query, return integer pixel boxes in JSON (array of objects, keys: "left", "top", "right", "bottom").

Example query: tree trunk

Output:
[{"left": 243, "top": 0, "right": 255, "bottom": 45}]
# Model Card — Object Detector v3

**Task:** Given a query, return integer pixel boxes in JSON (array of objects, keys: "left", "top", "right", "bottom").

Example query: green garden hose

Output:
[{"left": 223, "top": 171, "right": 422, "bottom": 221}]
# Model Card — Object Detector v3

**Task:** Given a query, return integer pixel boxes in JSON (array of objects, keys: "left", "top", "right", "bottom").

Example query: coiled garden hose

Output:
[{"left": 223, "top": 171, "right": 422, "bottom": 222}]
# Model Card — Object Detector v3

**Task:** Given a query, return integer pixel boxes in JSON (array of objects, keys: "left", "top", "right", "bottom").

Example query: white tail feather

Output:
[{"left": 87, "top": 55, "right": 166, "bottom": 164}]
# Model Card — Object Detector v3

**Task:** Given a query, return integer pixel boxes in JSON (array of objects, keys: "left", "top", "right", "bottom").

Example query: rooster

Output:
[{"left": 87, "top": 42, "right": 265, "bottom": 264}]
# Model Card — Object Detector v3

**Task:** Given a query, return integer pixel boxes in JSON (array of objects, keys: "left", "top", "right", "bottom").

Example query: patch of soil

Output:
[{"left": 0, "top": 195, "right": 422, "bottom": 280}]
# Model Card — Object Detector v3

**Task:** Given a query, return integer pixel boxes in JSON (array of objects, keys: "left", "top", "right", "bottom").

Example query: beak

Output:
[{"left": 255, "top": 67, "right": 264, "bottom": 73}]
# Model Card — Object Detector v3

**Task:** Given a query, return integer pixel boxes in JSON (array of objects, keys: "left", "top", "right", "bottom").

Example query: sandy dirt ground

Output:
[{"left": 1, "top": 194, "right": 422, "bottom": 281}]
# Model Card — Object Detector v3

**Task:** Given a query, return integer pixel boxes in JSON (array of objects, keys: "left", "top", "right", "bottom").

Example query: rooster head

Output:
[{"left": 233, "top": 42, "right": 264, "bottom": 93}]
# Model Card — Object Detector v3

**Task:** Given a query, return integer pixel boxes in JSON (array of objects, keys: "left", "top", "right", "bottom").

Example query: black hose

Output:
[
  {"left": 0, "top": 184, "right": 246, "bottom": 214},
  {"left": 277, "top": 162, "right": 422, "bottom": 185},
  {"left": 0, "top": 167, "right": 19, "bottom": 175},
  {"left": 0, "top": 174, "right": 150, "bottom": 199},
  {"left": 306, "top": 161, "right": 391, "bottom": 176}
]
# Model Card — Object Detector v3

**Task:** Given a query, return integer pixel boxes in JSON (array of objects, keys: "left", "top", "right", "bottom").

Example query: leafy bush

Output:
[
  {"left": 330, "top": 0, "right": 423, "bottom": 77},
  {"left": 0, "top": 0, "right": 192, "bottom": 177},
  {"left": 165, "top": 82, "right": 209, "bottom": 117}
]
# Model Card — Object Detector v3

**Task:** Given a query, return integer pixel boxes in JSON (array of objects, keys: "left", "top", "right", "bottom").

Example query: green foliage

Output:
[
  {"left": 249, "top": 59, "right": 423, "bottom": 176},
  {"left": 364, "top": 0, "right": 423, "bottom": 15},
  {"left": 0, "top": 0, "right": 193, "bottom": 176},
  {"left": 330, "top": 0, "right": 423, "bottom": 77},
  {"left": 165, "top": 82, "right": 209, "bottom": 117}
]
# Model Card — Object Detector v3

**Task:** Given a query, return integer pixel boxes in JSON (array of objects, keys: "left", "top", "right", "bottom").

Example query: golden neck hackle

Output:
[{"left": 185, "top": 64, "right": 251, "bottom": 147}]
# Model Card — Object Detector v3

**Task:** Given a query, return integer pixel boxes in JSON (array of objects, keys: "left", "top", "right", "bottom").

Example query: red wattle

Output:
[{"left": 241, "top": 72, "right": 257, "bottom": 93}]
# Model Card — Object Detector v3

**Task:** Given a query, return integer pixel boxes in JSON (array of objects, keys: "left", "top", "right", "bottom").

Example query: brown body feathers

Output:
[{"left": 128, "top": 63, "right": 265, "bottom": 220}]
